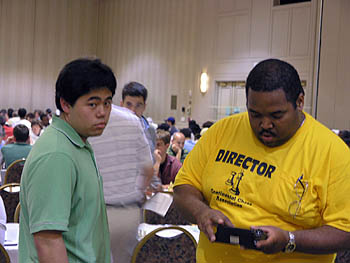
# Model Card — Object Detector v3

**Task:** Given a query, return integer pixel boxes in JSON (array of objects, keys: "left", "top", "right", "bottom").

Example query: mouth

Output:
[
  {"left": 259, "top": 131, "right": 276, "bottom": 143},
  {"left": 95, "top": 123, "right": 106, "bottom": 129}
]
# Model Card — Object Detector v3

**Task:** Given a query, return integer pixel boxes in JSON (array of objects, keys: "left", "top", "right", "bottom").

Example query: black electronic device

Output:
[{"left": 215, "top": 225, "right": 267, "bottom": 250}]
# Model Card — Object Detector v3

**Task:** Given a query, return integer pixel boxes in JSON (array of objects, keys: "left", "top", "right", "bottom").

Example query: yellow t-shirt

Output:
[{"left": 174, "top": 112, "right": 350, "bottom": 263}]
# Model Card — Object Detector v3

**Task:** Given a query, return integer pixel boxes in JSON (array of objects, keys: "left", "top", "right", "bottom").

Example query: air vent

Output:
[{"left": 274, "top": 0, "right": 311, "bottom": 6}]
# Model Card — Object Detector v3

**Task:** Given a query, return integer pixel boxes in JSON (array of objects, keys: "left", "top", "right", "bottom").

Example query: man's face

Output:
[
  {"left": 32, "top": 124, "right": 41, "bottom": 136},
  {"left": 247, "top": 88, "right": 304, "bottom": 147},
  {"left": 121, "top": 95, "right": 145, "bottom": 118},
  {"left": 41, "top": 116, "right": 49, "bottom": 126},
  {"left": 156, "top": 139, "right": 169, "bottom": 160},
  {"left": 171, "top": 133, "right": 185, "bottom": 153},
  {"left": 61, "top": 88, "right": 113, "bottom": 142}
]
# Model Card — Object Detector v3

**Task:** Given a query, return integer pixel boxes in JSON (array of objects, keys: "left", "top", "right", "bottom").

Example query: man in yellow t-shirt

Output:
[{"left": 174, "top": 58, "right": 350, "bottom": 263}]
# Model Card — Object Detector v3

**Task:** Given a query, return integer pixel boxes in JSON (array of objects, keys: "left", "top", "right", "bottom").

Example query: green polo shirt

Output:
[
  {"left": 1, "top": 142, "right": 32, "bottom": 168},
  {"left": 167, "top": 146, "right": 188, "bottom": 164},
  {"left": 19, "top": 116, "right": 110, "bottom": 262}
]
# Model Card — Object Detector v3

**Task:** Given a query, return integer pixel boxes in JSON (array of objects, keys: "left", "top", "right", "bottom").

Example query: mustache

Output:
[{"left": 259, "top": 129, "right": 276, "bottom": 137}]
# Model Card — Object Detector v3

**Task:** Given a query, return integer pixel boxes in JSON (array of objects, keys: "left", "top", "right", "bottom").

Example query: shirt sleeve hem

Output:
[{"left": 30, "top": 222, "right": 68, "bottom": 234}]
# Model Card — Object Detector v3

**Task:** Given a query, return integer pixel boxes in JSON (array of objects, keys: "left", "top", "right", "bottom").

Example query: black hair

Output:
[
  {"left": 189, "top": 120, "right": 201, "bottom": 136},
  {"left": 180, "top": 128, "right": 192, "bottom": 138},
  {"left": 7, "top": 108, "right": 14, "bottom": 118},
  {"left": 157, "top": 123, "right": 170, "bottom": 132},
  {"left": 18, "top": 108, "right": 27, "bottom": 118},
  {"left": 202, "top": 121, "right": 214, "bottom": 128},
  {"left": 0, "top": 109, "right": 6, "bottom": 115},
  {"left": 122, "top": 82, "right": 148, "bottom": 102},
  {"left": 246, "top": 59, "right": 304, "bottom": 108},
  {"left": 55, "top": 58, "right": 117, "bottom": 111},
  {"left": 40, "top": 113, "right": 48, "bottom": 120},
  {"left": 0, "top": 115, "right": 5, "bottom": 126},
  {"left": 13, "top": 124, "right": 29, "bottom": 142},
  {"left": 26, "top": 113, "right": 35, "bottom": 120}
]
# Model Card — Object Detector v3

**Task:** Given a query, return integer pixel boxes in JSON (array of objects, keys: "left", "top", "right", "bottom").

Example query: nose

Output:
[
  {"left": 97, "top": 105, "right": 108, "bottom": 117},
  {"left": 260, "top": 117, "right": 273, "bottom": 130}
]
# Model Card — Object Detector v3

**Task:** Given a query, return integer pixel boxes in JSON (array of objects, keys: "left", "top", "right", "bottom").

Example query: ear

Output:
[
  {"left": 120, "top": 100, "right": 123, "bottom": 107},
  {"left": 296, "top": 93, "right": 304, "bottom": 111},
  {"left": 60, "top": 97, "right": 72, "bottom": 114},
  {"left": 165, "top": 143, "right": 170, "bottom": 148}
]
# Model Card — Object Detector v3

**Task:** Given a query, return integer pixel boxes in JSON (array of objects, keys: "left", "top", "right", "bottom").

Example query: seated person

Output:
[
  {"left": 30, "top": 120, "right": 42, "bottom": 145},
  {"left": 0, "top": 115, "right": 13, "bottom": 141},
  {"left": 1, "top": 124, "right": 32, "bottom": 168},
  {"left": 167, "top": 132, "right": 188, "bottom": 163},
  {"left": 180, "top": 128, "right": 196, "bottom": 152},
  {"left": 154, "top": 130, "right": 182, "bottom": 186}
]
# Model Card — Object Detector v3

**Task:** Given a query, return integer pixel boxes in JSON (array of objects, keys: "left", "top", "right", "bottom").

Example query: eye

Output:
[
  {"left": 104, "top": 100, "right": 112, "bottom": 107},
  {"left": 250, "top": 112, "right": 261, "bottom": 118},
  {"left": 89, "top": 103, "right": 97, "bottom": 108},
  {"left": 271, "top": 113, "right": 284, "bottom": 119}
]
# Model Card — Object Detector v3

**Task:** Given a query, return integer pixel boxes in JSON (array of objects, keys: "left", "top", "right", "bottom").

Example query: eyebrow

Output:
[
  {"left": 87, "top": 96, "right": 113, "bottom": 101},
  {"left": 248, "top": 108, "right": 286, "bottom": 115}
]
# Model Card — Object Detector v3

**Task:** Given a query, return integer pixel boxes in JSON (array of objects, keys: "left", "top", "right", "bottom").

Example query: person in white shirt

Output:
[{"left": 90, "top": 104, "right": 154, "bottom": 263}]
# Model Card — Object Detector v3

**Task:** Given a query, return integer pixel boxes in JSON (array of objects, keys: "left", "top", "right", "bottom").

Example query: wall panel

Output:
[
  {"left": 0, "top": 0, "right": 98, "bottom": 112},
  {"left": 271, "top": 9, "right": 290, "bottom": 57},
  {"left": 232, "top": 14, "right": 250, "bottom": 59},
  {"left": 290, "top": 6, "right": 311, "bottom": 57},
  {"left": 31, "top": 0, "right": 99, "bottom": 111},
  {"left": 317, "top": 0, "right": 350, "bottom": 129},
  {"left": 0, "top": 0, "right": 35, "bottom": 110},
  {"left": 250, "top": 0, "right": 271, "bottom": 58},
  {"left": 97, "top": 0, "right": 199, "bottom": 123}
]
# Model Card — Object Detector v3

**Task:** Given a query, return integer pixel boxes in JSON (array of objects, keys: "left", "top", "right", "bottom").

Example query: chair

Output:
[
  {"left": 4, "top": 158, "right": 25, "bottom": 184},
  {"left": 335, "top": 251, "right": 350, "bottom": 263},
  {"left": 132, "top": 226, "right": 197, "bottom": 263},
  {"left": 14, "top": 202, "right": 20, "bottom": 223},
  {"left": 0, "top": 243, "right": 10, "bottom": 263},
  {"left": 0, "top": 183, "right": 20, "bottom": 223},
  {"left": 144, "top": 193, "right": 191, "bottom": 225}
]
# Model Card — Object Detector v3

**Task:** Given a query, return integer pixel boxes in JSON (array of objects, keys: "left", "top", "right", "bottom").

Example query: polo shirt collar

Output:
[{"left": 51, "top": 115, "right": 86, "bottom": 148}]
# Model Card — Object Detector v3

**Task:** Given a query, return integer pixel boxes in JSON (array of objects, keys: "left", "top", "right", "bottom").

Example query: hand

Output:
[
  {"left": 250, "top": 226, "right": 289, "bottom": 254},
  {"left": 194, "top": 207, "right": 234, "bottom": 242},
  {"left": 153, "top": 149, "right": 162, "bottom": 164},
  {"left": 171, "top": 143, "right": 180, "bottom": 154}
]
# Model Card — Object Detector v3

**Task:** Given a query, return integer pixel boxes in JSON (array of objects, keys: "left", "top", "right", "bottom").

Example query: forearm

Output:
[
  {"left": 34, "top": 230, "right": 68, "bottom": 263},
  {"left": 173, "top": 184, "right": 209, "bottom": 223},
  {"left": 175, "top": 150, "right": 182, "bottom": 162},
  {"left": 294, "top": 225, "right": 350, "bottom": 254}
]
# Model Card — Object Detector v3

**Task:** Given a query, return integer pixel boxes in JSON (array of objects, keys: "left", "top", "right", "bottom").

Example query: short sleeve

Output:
[
  {"left": 23, "top": 152, "right": 76, "bottom": 234},
  {"left": 323, "top": 161, "right": 350, "bottom": 232}
]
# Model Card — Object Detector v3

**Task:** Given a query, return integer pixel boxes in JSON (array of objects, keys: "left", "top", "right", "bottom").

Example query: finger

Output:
[
  {"left": 223, "top": 217, "right": 234, "bottom": 228},
  {"left": 205, "top": 224, "right": 216, "bottom": 242}
]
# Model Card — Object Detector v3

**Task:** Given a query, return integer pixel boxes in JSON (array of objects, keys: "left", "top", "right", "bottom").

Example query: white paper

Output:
[
  {"left": 142, "top": 192, "right": 173, "bottom": 217},
  {"left": 5, "top": 223, "right": 19, "bottom": 246}
]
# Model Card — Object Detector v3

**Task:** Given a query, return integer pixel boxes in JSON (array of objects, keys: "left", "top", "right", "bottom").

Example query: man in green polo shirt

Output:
[{"left": 19, "top": 58, "right": 117, "bottom": 263}]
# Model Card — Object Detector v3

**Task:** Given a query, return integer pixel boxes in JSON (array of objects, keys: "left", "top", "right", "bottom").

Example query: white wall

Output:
[
  {"left": 0, "top": 0, "right": 99, "bottom": 112},
  {"left": 0, "top": 0, "right": 349, "bottom": 130},
  {"left": 97, "top": 0, "right": 200, "bottom": 124},
  {"left": 191, "top": 0, "right": 318, "bottom": 124},
  {"left": 317, "top": 0, "right": 350, "bottom": 129}
]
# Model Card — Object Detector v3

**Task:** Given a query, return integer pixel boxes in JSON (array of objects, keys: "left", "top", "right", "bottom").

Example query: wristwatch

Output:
[{"left": 284, "top": 232, "right": 296, "bottom": 253}]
